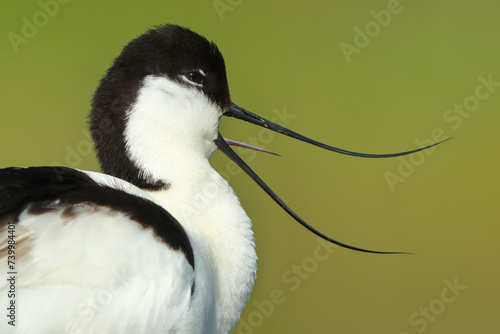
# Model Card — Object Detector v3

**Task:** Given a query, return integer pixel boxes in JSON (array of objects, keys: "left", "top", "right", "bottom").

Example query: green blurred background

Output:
[{"left": 1, "top": 0, "right": 499, "bottom": 333}]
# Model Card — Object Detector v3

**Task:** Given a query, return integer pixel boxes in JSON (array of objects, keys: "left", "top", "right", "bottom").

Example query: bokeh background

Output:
[{"left": 1, "top": 1, "right": 499, "bottom": 333}]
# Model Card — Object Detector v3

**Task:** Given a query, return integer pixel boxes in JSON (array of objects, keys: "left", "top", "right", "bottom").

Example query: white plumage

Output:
[{"left": 0, "top": 24, "right": 446, "bottom": 334}]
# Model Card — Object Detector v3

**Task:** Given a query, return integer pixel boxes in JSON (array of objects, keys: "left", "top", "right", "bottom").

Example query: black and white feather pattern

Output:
[
  {"left": 0, "top": 167, "right": 195, "bottom": 333},
  {"left": 0, "top": 24, "right": 258, "bottom": 334}
]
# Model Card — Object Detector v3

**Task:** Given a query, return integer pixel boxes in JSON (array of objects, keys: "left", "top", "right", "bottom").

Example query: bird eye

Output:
[{"left": 184, "top": 71, "right": 204, "bottom": 85}]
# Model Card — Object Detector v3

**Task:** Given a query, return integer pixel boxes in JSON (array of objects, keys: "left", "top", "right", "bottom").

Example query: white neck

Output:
[
  {"left": 123, "top": 75, "right": 257, "bottom": 333},
  {"left": 148, "top": 169, "right": 256, "bottom": 333},
  {"left": 124, "top": 75, "right": 220, "bottom": 186}
]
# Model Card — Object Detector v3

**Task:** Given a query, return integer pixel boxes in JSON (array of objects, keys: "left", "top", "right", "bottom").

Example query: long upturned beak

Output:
[{"left": 216, "top": 103, "right": 451, "bottom": 254}]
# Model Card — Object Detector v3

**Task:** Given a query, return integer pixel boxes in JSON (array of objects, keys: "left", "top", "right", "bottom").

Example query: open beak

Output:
[{"left": 216, "top": 103, "right": 451, "bottom": 254}]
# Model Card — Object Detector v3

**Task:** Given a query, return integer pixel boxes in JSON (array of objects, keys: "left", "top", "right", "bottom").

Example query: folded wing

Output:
[{"left": 0, "top": 167, "right": 195, "bottom": 333}]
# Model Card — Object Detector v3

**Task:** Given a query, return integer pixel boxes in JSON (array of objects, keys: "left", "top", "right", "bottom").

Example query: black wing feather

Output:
[{"left": 0, "top": 166, "right": 194, "bottom": 268}]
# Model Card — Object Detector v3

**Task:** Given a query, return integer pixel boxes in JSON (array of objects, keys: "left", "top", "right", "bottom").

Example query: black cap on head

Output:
[{"left": 89, "top": 25, "right": 231, "bottom": 190}]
